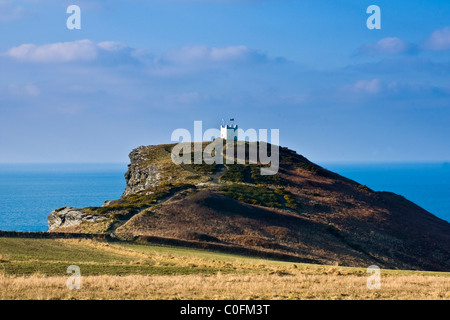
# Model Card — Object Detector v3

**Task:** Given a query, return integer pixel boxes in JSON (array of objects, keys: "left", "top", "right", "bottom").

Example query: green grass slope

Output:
[{"left": 48, "top": 142, "right": 450, "bottom": 272}]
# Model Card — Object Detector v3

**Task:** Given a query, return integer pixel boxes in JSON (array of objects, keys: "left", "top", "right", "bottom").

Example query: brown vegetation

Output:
[
  {"left": 1, "top": 273, "right": 449, "bottom": 300},
  {"left": 51, "top": 143, "right": 450, "bottom": 272},
  {"left": 1, "top": 237, "right": 448, "bottom": 300}
]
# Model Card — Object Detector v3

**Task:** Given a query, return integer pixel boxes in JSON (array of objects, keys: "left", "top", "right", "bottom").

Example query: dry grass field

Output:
[
  {"left": 0, "top": 237, "right": 449, "bottom": 300},
  {"left": 1, "top": 273, "right": 449, "bottom": 300}
]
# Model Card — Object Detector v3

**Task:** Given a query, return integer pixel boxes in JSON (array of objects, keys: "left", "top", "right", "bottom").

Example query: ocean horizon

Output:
[
  {"left": 322, "top": 162, "right": 450, "bottom": 224},
  {"left": 0, "top": 163, "right": 127, "bottom": 232},
  {"left": 0, "top": 162, "right": 449, "bottom": 232}
]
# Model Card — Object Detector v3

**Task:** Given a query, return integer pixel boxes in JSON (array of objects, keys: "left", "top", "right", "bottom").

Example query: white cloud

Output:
[
  {"left": 424, "top": 27, "right": 450, "bottom": 51},
  {"left": 3, "top": 40, "right": 279, "bottom": 71},
  {"left": 342, "top": 79, "right": 382, "bottom": 95},
  {"left": 360, "top": 37, "right": 413, "bottom": 55},
  {"left": 359, "top": 29, "right": 450, "bottom": 55},
  {"left": 161, "top": 45, "right": 263, "bottom": 65},
  {"left": 337, "top": 79, "right": 450, "bottom": 103},
  {"left": 5, "top": 40, "right": 98, "bottom": 63},
  {"left": 151, "top": 44, "right": 279, "bottom": 76},
  {"left": 97, "top": 41, "right": 128, "bottom": 52},
  {"left": 3, "top": 40, "right": 136, "bottom": 63},
  {"left": 2, "top": 41, "right": 282, "bottom": 80},
  {"left": 354, "top": 79, "right": 381, "bottom": 93}
]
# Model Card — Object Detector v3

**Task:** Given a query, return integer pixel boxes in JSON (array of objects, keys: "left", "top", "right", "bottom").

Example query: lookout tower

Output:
[{"left": 220, "top": 118, "right": 238, "bottom": 141}]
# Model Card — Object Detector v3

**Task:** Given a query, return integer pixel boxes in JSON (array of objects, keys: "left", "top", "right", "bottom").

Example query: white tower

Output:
[{"left": 220, "top": 119, "right": 238, "bottom": 141}]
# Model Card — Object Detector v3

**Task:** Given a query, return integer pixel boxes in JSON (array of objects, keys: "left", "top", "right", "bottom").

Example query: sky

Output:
[{"left": 1, "top": 0, "right": 450, "bottom": 163}]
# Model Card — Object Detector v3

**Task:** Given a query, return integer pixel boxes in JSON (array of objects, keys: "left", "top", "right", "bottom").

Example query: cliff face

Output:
[
  {"left": 123, "top": 146, "right": 162, "bottom": 197},
  {"left": 48, "top": 143, "right": 450, "bottom": 271}
]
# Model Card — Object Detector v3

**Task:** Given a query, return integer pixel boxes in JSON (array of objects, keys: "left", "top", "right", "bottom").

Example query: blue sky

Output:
[{"left": 1, "top": 0, "right": 450, "bottom": 163}]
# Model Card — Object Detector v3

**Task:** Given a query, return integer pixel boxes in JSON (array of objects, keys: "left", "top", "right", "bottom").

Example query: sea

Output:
[
  {"left": 0, "top": 164, "right": 127, "bottom": 232},
  {"left": 322, "top": 162, "right": 450, "bottom": 223},
  {"left": 0, "top": 162, "right": 449, "bottom": 232}
]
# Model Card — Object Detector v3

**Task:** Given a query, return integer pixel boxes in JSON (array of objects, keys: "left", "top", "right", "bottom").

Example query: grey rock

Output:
[
  {"left": 122, "top": 146, "right": 161, "bottom": 197},
  {"left": 48, "top": 207, "right": 107, "bottom": 231}
]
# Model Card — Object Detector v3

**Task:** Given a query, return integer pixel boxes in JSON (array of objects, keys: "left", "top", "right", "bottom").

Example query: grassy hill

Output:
[
  {"left": 48, "top": 141, "right": 450, "bottom": 272},
  {"left": 0, "top": 237, "right": 449, "bottom": 300}
]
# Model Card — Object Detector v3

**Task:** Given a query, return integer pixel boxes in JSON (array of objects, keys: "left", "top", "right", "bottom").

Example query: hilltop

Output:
[{"left": 48, "top": 142, "right": 450, "bottom": 271}]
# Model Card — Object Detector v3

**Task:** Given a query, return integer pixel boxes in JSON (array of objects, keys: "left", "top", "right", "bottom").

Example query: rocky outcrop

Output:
[
  {"left": 47, "top": 207, "right": 107, "bottom": 231},
  {"left": 122, "top": 146, "right": 162, "bottom": 197},
  {"left": 45, "top": 142, "right": 450, "bottom": 271}
]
